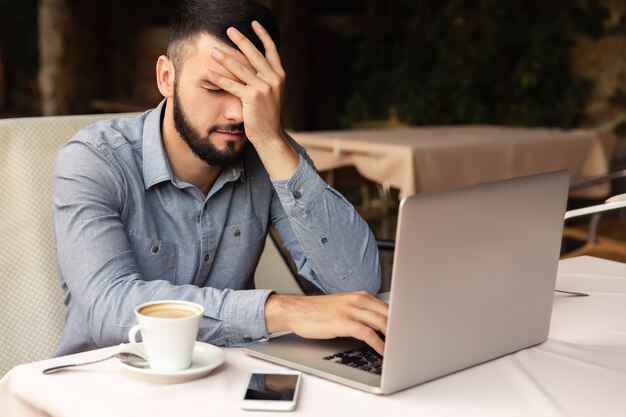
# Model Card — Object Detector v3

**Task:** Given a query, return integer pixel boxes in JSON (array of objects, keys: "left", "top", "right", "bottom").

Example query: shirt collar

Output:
[
  {"left": 142, "top": 100, "right": 174, "bottom": 190},
  {"left": 142, "top": 99, "right": 246, "bottom": 191}
]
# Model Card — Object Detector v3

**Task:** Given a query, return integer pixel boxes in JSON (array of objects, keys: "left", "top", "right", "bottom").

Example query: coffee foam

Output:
[{"left": 139, "top": 302, "right": 202, "bottom": 319}]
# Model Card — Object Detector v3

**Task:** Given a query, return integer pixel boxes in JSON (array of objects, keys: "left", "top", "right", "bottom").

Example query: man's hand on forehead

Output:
[
  {"left": 206, "top": 21, "right": 299, "bottom": 180},
  {"left": 205, "top": 21, "right": 285, "bottom": 145},
  {"left": 226, "top": 21, "right": 285, "bottom": 83}
]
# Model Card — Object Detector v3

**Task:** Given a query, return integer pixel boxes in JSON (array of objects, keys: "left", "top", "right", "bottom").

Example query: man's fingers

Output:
[
  {"left": 338, "top": 293, "right": 388, "bottom": 354},
  {"left": 205, "top": 69, "right": 245, "bottom": 97},
  {"left": 346, "top": 296, "right": 387, "bottom": 354},
  {"left": 347, "top": 291, "right": 389, "bottom": 319},
  {"left": 362, "top": 329, "right": 385, "bottom": 356},
  {"left": 347, "top": 322, "right": 385, "bottom": 356},
  {"left": 210, "top": 47, "right": 260, "bottom": 87},
  {"left": 251, "top": 21, "right": 285, "bottom": 77},
  {"left": 351, "top": 308, "right": 388, "bottom": 336},
  {"left": 226, "top": 27, "right": 274, "bottom": 76}
]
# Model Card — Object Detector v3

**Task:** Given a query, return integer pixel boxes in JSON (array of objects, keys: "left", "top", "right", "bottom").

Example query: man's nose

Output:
[{"left": 223, "top": 94, "right": 243, "bottom": 122}]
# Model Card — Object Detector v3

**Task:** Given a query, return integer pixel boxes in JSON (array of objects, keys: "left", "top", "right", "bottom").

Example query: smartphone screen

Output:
[{"left": 244, "top": 373, "right": 299, "bottom": 401}]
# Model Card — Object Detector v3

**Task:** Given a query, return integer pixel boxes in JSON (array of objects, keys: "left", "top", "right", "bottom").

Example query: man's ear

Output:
[{"left": 156, "top": 55, "right": 175, "bottom": 98}]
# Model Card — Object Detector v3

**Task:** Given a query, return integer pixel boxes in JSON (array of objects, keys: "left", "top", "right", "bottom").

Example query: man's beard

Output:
[{"left": 172, "top": 87, "right": 249, "bottom": 166}]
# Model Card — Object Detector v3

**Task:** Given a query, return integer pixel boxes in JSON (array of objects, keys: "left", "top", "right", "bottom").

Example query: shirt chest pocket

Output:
[
  {"left": 128, "top": 230, "right": 178, "bottom": 282},
  {"left": 222, "top": 216, "right": 265, "bottom": 249}
]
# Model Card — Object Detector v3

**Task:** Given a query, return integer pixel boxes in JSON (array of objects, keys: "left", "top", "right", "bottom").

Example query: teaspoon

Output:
[{"left": 42, "top": 351, "right": 147, "bottom": 374}]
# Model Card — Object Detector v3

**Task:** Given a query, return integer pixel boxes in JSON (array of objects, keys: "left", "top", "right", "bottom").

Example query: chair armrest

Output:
[
  {"left": 376, "top": 239, "right": 395, "bottom": 251},
  {"left": 569, "top": 169, "right": 626, "bottom": 191},
  {"left": 565, "top": 195, "right": 626, "bottom": 220}
]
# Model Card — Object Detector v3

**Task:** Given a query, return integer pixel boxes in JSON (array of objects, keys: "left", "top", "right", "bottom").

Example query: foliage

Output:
[{"left": 342, "top": 0, "right": 610, "bottom": 129}]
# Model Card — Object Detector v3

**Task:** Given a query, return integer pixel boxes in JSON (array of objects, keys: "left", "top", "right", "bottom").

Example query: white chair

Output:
[
  {"left": 0, "top": 113, "right": 309, "bottom": 377},
  {"left": 562, "top": 170, "right": 626, "bottom": 262},
  {"left": 0, "top": 113, "right": 130, "bottom": 376}
]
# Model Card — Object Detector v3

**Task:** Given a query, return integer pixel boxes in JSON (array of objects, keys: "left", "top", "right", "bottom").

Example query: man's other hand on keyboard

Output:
[{"left": 264, "top": 291, "right": 389, "bottom": 355}]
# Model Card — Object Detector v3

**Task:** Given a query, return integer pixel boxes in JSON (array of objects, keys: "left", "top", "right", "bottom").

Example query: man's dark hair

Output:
[{"left": 167, "top": 0, "right": 280, "bottom": 70}]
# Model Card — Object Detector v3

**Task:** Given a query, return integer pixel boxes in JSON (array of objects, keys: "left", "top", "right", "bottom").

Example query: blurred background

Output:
[
  {"left": 1, "top": 0, "right": 626, "bottom": 266},
  {"left": 1, "top": 1, "right": 624, "bottom": 129}
]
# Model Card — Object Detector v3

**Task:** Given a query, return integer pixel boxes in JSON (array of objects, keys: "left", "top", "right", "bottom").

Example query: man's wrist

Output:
[
  {"left": 253, "top": 132, "right": 300, "bottom": 180},
  {"left": 265, "top": 294, "right": 295, "bottom": 334}
]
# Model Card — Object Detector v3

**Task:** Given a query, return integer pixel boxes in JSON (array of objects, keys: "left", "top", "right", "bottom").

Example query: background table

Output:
[
  {"left": 1, "top": 256, "right": 625, "bottom": 417},
  {"left": 291, "top": 126, "right": 613, "bottom": 200}
]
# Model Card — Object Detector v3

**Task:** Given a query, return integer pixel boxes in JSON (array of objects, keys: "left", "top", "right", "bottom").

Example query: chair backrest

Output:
[
  {"left": 254, "top": 230, "right": 305, "bottom": 296},
  {"left": 0, "top": 113, "right": 128, "bottom": 377}
]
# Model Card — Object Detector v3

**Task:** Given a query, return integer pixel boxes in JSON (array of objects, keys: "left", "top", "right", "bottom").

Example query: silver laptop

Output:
[{"left": 245, "top": 170, "right": 570, "bottom": 394}]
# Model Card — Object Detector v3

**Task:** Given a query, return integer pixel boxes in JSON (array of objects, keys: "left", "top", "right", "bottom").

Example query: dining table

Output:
[
  {"left": 290, "top": 125, "right": 614, "bottom": 200},
  {"left": 1, "top": 255, "right": 625, "bottom": 416}
]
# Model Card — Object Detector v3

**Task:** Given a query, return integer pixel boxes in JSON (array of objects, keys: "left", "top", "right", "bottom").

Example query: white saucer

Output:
[{"left": 118, "top": 341, "right": 226, "bottom": 384}]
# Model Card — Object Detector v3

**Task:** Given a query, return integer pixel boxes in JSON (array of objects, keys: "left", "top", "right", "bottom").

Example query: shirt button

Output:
[
  {"left": 204, "top": 254, "right": 210, "bottom": 262},
  {"left": 233, "top": 228, "right": 241, "bottom": 237},
  {"left": 321, "top": 237, "right": 328, "bottom": 245},
  {"left": 151, "top": 244, "right": 160, "bottom": 254},
  {"left": 293, "top": 190, "right": 302, "bottom": 199}
]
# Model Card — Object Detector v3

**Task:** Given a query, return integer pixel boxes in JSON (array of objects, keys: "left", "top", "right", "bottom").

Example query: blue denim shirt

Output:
[{"left": 52, "top": 101, "right": 381, "bottom": 356}]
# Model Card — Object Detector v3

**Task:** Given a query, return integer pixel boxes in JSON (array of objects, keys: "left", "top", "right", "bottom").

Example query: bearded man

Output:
[{"left": 52, "top": 0, "right": 386, "bottom": 357}]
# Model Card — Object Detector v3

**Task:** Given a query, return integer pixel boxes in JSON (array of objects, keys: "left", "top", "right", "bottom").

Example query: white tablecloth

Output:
[
  {"left": 291, "top": 126, "right": 613, "bottom": 199},
  {"left": 1, "top": 256, "right": 625, "bottom": 417}
]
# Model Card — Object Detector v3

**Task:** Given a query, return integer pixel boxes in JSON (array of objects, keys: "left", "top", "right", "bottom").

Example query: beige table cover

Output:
[
  {"left": 291, "top": 126, "right": 613, "bottom": 199},
  {"left": 1, "top": 256, "right": 625, "bottom": 417}
]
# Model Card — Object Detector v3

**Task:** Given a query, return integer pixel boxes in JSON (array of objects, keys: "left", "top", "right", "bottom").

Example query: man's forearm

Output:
[
  {"left": 252, "top": 131, "right": 301, "bottom": 180},
  {"left": 271, "top": 155, "right": 382, "bottom": 294}
]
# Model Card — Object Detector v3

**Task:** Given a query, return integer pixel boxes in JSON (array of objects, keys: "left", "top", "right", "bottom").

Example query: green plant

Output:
[{"left": 342, "top": 0, "right": 609, "bottom": 129}]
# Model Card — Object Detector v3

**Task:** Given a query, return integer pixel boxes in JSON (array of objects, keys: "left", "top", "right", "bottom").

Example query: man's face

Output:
[{"left": 171, "top": 34, "right": 254, "bottom": 166}]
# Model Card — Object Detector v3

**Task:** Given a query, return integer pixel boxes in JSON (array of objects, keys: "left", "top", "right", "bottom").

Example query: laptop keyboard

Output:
[{"left": 323, "top": 345, "right": 383, "bottom": 375}]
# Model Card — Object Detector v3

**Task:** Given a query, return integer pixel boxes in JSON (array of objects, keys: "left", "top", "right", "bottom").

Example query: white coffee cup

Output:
[{"left": 128, "top": 300, "right": 204, "bottom": 372}]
